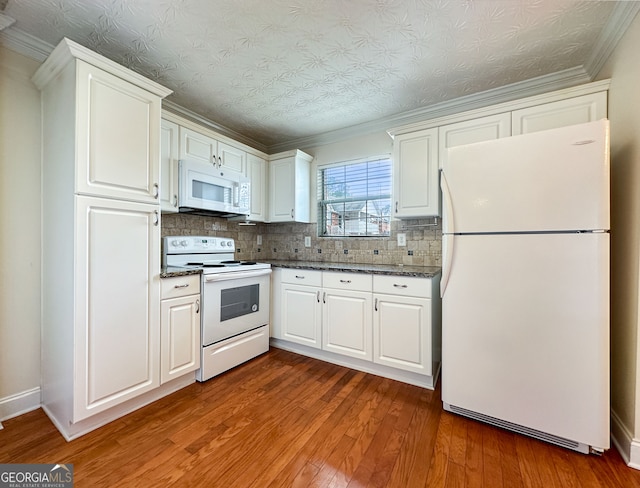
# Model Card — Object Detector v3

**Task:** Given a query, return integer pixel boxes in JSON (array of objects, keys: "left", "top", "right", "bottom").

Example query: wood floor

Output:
[{"left": 1, "top": 348, "right": 639, "bottom": 487}]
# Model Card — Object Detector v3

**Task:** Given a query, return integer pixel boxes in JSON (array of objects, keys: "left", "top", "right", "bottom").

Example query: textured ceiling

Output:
[{"left": 0, "top": 0, "right": 628, "bottom": 149}]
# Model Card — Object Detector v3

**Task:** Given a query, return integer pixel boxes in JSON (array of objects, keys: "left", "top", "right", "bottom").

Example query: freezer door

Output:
[
  {"left": 441, "top": 232, "right": 609, "bottom": 449},
  {"left": 442, "top": 119, "right": 609, "bottom": 234}
]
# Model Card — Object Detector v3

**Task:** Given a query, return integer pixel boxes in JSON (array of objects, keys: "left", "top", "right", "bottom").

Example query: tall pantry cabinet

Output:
[{"left": 33, "top": 38, "right": 172, "bottom": 439}]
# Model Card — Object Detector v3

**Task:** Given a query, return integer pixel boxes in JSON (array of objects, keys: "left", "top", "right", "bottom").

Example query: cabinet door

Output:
[
  {"left": 393, "top": 127, "right": 440, "bottom": 218},
  {"left": 269, "top": 157, "right": 295, "bottom": 222},
  {"left": 179, "top": 126, "right": 217, "bottom": 165},
  {"left": 438, "top": 113, "right": 511, "bottom": 168},
  {"left": 247, "top": 153, "right": 268, "bottom": 222},
  {"left": 76, "top": 60, "right": 161, "bottom": 204},
  {"left": 322, "top": 289, "right": 372, "bottom": 360},
  {"left": 74, "top": 195, "right": 160, "bottom": 421},
  {"left": 373, "top": 294, "right": 432, "bottom": 375},
  {"left": 512, "top": 92, "right": 607, "bottom": 135},
  {"left": 281, "top": 283, "right": 321, "bottom": 348},
  {"left": 160, "top": 119, "right": 179, "bottom": 212},
  {"left": 218, "top": 141, "right": 246, "bottom": 175},
  {"left": 161, "top": 294, "right": 201, "bottom": 384}
]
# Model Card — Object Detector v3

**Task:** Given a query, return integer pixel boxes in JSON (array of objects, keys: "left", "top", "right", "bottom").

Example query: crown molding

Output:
[
  {"left": 584, "top": 1, "right": 640, "bottom": 78},
  {"left": 268, "top": 65, "right": 591, "bottom": 153},
  {"left": 0, "top": 12, "right": 15, "bottom": 31},
  {"left": 0, "top": 25, "right": 53, "bottom": 62},
  {"left": 162, "top": 100, "right": 269, "bottom": 154}
]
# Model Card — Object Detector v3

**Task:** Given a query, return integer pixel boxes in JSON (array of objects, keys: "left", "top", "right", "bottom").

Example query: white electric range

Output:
[{"left": 163, "top": 236, "right": 271, "bottom": 381}]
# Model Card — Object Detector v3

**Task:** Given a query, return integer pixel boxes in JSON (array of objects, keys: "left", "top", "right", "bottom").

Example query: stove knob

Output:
[
  {"left": 180, "top": 240, "right": 188, "bottom": 247},
  {"left": 227, "top": 240, "right": 233, "bottom": 248},
  {"left": 171, "top": 239, "right": 180, "bottom": 247},
  {"left": 220, "top": 241, "right": 226, "bottom": 247}
]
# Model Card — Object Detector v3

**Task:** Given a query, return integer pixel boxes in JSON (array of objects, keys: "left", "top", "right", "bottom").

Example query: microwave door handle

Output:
[{"left": 233, "top": 182, "right": 240, "bottom": 207}]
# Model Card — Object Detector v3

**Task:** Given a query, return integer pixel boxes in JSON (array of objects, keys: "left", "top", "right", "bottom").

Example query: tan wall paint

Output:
[
  {"left": 0, "top": 45, "right": 42, "bottom": 413},
  {"left": 597, "top": 12, "right": 640, "bottom": 457}
]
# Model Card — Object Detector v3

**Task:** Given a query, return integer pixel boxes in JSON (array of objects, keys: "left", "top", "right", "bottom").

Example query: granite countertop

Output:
[
  {"left": 161, "top": 262, "right": 441, "bottom": 279},
  {"left": 160, "top": 267, "right": 202, "bottom": 279},
  {"left": 264, "top": 260, "right": 442, "bottom": 278}
]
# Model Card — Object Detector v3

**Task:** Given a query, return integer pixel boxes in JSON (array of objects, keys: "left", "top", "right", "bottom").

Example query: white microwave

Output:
[{"left": 178, "top": 159, "right": 250, "bottom": 217}]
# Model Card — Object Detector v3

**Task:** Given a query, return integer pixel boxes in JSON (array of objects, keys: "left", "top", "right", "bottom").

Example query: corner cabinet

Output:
[
  {"left": 268, "top": 150, "right": 313, "bottom": 223},
  {"left": 373, "top": 275, "right": 439, "bottom": 375},
  {"left": 392, "top": 128, "right": 440, "bottom": 218},
  {"left": 33, "top": 38, "right": 173, "bottom": 439}
]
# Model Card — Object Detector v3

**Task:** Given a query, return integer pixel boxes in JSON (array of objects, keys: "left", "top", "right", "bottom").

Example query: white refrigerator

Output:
[{"left": 440, "top": 119, "right": 610, "bottom": 454}]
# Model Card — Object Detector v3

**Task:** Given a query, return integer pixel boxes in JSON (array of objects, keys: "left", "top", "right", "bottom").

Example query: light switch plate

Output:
[
  {"left": 257, "top": 235, "right": 262, "bottom": 245},
  {"left": 304, "top": 236, "right": 311, "bottom": 247},
  {"left": 397, "top": 233, "right": 406, "bottom": 246}
]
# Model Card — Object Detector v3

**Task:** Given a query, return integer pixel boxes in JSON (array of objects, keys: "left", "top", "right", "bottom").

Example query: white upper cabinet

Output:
[
  {"left": 512, "top": 91, "right": 607, "bottom": 135},
  {"left": 392, "top": 127, "right": 440, "bottom": 218},
  {"left": 74, "top": 60, "right": 162, "bottom": 204},
  {"left": 246, "top": 153, "right": 268, "bottom": 222},
  {"left": 438, "top": 112, "right": 511, "bottom": 168},
  {"left": 160, "top": 119, "right": 179, "bottom": 212},
  {"left": 269, "top": 149, "right": 313, "bottom": 223},
  {"left": 179, "top": 126, "right": 246, "bottom": 175}
]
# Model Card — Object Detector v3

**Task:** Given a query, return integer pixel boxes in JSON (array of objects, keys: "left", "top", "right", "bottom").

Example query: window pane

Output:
[{"left": 318, "top": 158, "right": 391, "bottom": 237}]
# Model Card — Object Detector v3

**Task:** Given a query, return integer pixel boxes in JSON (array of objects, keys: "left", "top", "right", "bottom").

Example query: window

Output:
[{"left": 317, "top": 157, "right": 392, "bottom": 237}]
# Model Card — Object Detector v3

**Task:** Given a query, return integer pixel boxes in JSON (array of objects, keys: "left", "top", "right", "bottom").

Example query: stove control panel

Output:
[{"left": 164, "top": 236, "right": 235, "bottom": 253}]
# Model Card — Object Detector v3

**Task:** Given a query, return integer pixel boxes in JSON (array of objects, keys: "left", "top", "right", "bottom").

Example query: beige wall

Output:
[
  {"left": 596, "top": 12, "right": 640, "bottom": 461},
  {"left": 0, "top": 45, "right": 42, "bottom": 418}
]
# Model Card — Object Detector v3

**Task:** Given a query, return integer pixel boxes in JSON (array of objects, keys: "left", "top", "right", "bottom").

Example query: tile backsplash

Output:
[{"left": 162, "top": 213, "right": 442, "bottom": 267}]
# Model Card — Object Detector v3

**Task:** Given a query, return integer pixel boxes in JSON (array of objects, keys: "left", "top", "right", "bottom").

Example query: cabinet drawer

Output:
[
  {"left": 323, "top": 271, "right": 372, "bottom": 292},
  {"left": 280, "top": 268, "right": 322, "bottom": 286},
  {"left": 161, "top": 275, "right": 201, "bottom": 299},
  {"left": 373, "top": 275, "right": 432, "bottom": 298}
]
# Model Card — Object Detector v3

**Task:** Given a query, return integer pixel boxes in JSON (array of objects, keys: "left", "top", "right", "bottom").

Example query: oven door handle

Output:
[{"left": 203, "top": 268, "right": 272, "bottom": 282}]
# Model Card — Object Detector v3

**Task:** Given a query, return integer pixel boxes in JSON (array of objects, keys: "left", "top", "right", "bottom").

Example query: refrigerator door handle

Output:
[
  {"left": 440, "top": 170, "right": 454, "bottom": 235},
  {"left": 440, "top": 169, "right": 455, "bottom": 298},
  {"left": 441, "top": 232, "right": 454, "bottom": 298}
]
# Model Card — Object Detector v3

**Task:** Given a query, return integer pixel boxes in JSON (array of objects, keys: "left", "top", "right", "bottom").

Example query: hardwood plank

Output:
[
  {"left": 425, "top": 410, "right": 454, "bottom": 487},
  {"left": 480, "top": 425, "right": 504, "bottom": 488},
  {"left": 464, "top": 418, "right": 484, "bottom": 488}
]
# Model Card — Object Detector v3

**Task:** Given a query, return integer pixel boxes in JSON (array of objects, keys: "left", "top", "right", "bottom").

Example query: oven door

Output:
[{"left": 201, "top": 268, "right": 271, "bottom": 346}]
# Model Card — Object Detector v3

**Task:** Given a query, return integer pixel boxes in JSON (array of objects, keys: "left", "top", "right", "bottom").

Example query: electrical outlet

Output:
[
  {"left": 257, "top": 235, "right": 262, "bottom": 245},
  {"left": 397, "top": 233, "right": 406, "bottom": 247},
  {"left": 304, "top": 236, "right": 311, "bottom": 247}
]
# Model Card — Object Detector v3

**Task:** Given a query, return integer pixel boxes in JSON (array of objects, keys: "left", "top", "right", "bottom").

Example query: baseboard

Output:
[
  {"left": 0, "top": 387, "right": 41, "bottom": 422},
  {"left": 611, "top": 408, "right": 640, "bottom": 470}
]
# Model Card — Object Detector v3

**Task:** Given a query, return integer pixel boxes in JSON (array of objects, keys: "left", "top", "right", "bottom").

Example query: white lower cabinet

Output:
[
  {"left": 322, "top": 272, "right": 373, "bottom": 361},
  {"left": 161, "top": 275, "right": 201, "bottom": 384},
  {"left": 280, "top": 270, "right": 323, "bottom": 348},
  {"left": 272, "top": 268, "right": 441, "bottom": 388}
]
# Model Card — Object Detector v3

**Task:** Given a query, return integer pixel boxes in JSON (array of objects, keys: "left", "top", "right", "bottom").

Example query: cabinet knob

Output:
[
  {"left": 316, "top": 290, "right": 320, "bottom": 303},
  {"left": 393, "top": 284, "right": 408, "bottom": 289},
  {"left": 339, "top": 279, "right": 351, "bottom": 284},
  {"left": 153, "top": 210, "right": 159, "bottom": 226},
  {"left": 195, "top": 299, "right": 200, "bottom": 313},
  {"left": 153, "top": 183, "right": 159, "bottom": 199},
  {"left": 173, "top": 195, "right": 178, "bottom": 207},
  {"left": 374, "top": 297, "right": 378, "bottom": 311}
]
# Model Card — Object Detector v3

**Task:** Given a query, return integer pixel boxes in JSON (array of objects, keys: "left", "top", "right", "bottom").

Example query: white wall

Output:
[
  {"left": 0, "top": 45, "right": 42, "bottom": 420},
  {"left": 596, "top": 12, "right": 640, "bottom": 467}
]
